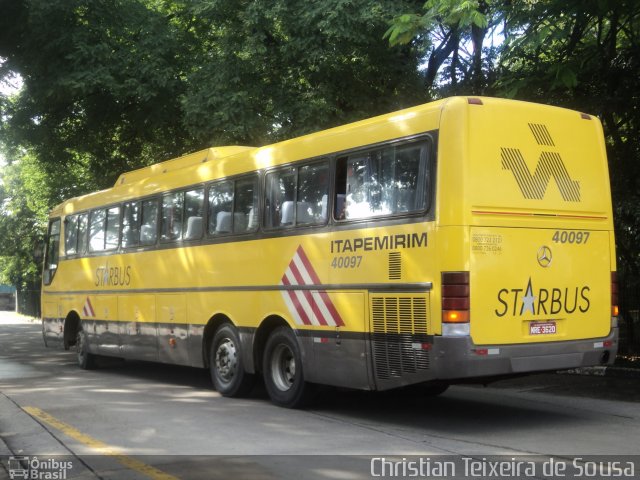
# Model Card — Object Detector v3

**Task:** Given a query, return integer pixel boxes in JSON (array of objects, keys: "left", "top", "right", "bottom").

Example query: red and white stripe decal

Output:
[
  {"left": 82, "top": 297, "right": 95, "bottom": 318},
  {"left": 280, "top": 246, "right": 344, "bottom": 327}
]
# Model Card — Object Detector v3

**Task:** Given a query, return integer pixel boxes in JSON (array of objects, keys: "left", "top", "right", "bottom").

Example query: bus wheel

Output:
[
  {"left": 263, "top": 327, "right": 311, "bottom": 408},
  {"left": 210, "top": 324, "right": 255, "bottom": 397},
  {"left": 76, "top": 327, "right": 96, "bottom": 370}
]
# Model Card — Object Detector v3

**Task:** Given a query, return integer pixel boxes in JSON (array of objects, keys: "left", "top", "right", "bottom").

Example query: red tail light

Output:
[
  {"left": 442, "top": 271, "right": 470, "bottom": 323},
  {"left": 611, "top": 272, "right": 619, "bottom": 317}
]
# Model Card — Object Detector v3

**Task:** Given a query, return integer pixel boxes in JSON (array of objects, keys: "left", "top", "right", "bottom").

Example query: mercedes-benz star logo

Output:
[{"left": 537, "top": 245, "right": 552, "bottom": 268}]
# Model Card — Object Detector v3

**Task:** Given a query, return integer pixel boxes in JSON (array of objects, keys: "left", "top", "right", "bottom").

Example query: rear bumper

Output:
[{"left": 431, "top": 328, "right": 618, "bottom": 381}]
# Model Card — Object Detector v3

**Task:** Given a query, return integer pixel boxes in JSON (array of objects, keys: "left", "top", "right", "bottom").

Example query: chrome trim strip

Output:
[{"left": 42, "top": 282, "right": 432, "bottom": 296}]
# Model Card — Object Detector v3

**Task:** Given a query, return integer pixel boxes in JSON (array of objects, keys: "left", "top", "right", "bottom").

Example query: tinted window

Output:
[
  {"left": 77, "top": 213, "right": 89, "bottom": 255},
  {"left": 335, "top": 141, "right": 429, "bottom": 220},
  {"left": 265, "top": 167, "right": 296, "bottom": 228},
  {"left": 122, "top": 202, "right": 140, "bottom": 248},
  {"left": 161, "top": 193, "right": 184, "bottom": 242},
  {"left": 140, "top": 199, "right": 158, "bottom": 246},
  {"left": 208, "top": 177, "right": 258, "bottom": 235},
  {"left": 105, "top": 206, "right": 120, "bottom": 250},
  {"left": 235, "top": 176, "right": 259, "bottom": 233},
  {"left": 208, "top": 181, "right": 233, "bottom": 235},
  {"left": 184, "top": 188, "right": 204, "bottom": 240},
  {"left": 64, "top": 215, "right": 78, "bottom": 255},
  {"left": 264, "top": 162, "right": 327, "bottom": 229},
  {"left": 89, "top": 209, "right": 106, "bottom": 252},
  {"left": 297, "top": 163, "right": 329, "bottom": 226}
]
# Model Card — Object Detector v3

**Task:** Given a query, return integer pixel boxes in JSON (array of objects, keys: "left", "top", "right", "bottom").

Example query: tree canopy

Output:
[{"left": 1, "top": 0, "right": 639, "bottom": 317}]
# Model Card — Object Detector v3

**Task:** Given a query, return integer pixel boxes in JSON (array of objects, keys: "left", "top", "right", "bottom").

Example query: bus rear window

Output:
[{"left": 335, "top": 140, "right": 430, "bottom": 221}]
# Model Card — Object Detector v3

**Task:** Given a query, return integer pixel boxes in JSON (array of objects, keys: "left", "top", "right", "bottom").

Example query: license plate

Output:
[{"left": 529, "top": 322, "right": 556, "bottom": 335}]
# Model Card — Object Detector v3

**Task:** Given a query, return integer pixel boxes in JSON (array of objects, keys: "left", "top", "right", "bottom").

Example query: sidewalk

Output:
[
  {"left": 0, "top": 393, "right": 72, "bottom": 456},
  {"left": 0, "top": 393, "right": 100, "bottom": 479},
  {"left": 0, "top": 311, "right": 39, "bottom": 326},
  {"left": 0, "top": 312, "right": 70, "bottom": 475}
]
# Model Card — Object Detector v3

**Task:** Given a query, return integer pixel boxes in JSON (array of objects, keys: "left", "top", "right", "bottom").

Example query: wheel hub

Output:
[
  {"left": 271, "top": 344, "right": 296, "bottom": 392},
  {"left": 215, "top": 339, "right": 237, "bottom": 382}
]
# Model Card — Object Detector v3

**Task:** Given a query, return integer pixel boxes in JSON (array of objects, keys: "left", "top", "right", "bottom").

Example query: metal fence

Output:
[{"left": 16, "top": 288, "right": 41, "bottom": 318}]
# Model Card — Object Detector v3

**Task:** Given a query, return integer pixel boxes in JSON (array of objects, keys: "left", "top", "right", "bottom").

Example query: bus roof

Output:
[
  {"left": 114, "top": 146, "right": 255, "bottom": 187},
  {"left": 50, "top": 98, "right": 447, "bottom": 217}
]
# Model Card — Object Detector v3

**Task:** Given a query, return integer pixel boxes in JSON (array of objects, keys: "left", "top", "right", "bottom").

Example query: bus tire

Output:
[
  {"left": 210, "top": 324, "right": 255, "bottom": 397},
  {"left": 263, "top": 327, "right": 312, "bottom": 408},
  {"left": 76, "top": 327, "right": 96, "bottom": 370}
]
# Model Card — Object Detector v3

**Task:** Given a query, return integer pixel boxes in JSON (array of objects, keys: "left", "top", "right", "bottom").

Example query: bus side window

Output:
[
  {"left": 140, "top": 199, "right": 158, "bottom": 246},
  {"left": 234, "top": 175, "right": 258, "bottom": 233},
  {"left": 105, "top": 206, "right": 120, "bottom": 250},
  {"left": 89, "top": 209, "right": 107, "bottom": 252},
  {"left": 77, "top": 213, "right": 89, "bottom": 255},
  {"left": 297, "top": 162, "right": 329, "bottom": 225},
  {"left": 208, "top": 181, "right": 233, "bottom": 235},
  {"left": 264, "top": 167, "right": 296, "bottom": 228},
  {"left": 184, "top": 188, "right": 204, "bottom": 240},
  {"left": 122, "top": 202, "right": 140, "bottom": 248},
  {"left": 334, "top": 158, "right": 348, "bottom": 220},
  {"left": 161, "top": 192, "right": 184, "bottom": 242},
  {"left": 334, "top": 140, "right": 429, "bottom": 220},
  {"left": 64, "top": 215, "right": 79, "bottom": 255},
  {"left": 43, "top": 218, "right": 61, "bottom": 285}
]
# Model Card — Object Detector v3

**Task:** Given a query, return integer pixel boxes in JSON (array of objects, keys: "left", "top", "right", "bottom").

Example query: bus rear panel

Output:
[{"left": 429, "top": 97, "right": 617, "bottom": 383}]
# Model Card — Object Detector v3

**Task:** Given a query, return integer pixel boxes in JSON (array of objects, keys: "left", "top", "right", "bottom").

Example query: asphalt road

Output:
[{"left": 0, "top": 312, "right": 638, "bottom": 479}]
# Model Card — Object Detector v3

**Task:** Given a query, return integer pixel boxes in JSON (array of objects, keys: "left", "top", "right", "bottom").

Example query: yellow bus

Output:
[{"left": 41, "top": 97, "right": 619, "bottom": 407}]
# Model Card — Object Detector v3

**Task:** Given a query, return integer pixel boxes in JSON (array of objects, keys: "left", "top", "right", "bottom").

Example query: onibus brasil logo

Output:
[{"left": 8, "top": 456, "right": 73, "bottom": 480}]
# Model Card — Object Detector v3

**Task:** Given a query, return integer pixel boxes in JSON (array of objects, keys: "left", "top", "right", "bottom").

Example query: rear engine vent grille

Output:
[{"left": 371, "top": 294, "right": 430, "bottom": 379}]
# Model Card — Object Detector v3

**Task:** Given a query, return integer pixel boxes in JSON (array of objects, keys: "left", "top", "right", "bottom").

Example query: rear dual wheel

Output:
[{"left": 262, "top": 327, "right": 312, "bottom": 408}]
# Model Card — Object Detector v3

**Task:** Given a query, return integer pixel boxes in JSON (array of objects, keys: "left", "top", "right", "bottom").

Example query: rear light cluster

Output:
[
  {"left": 442, "top": 271, "right": 470, "bottom": 324},
  {"left": 611, "top": 272, "right": 619, "bottom": 318}
]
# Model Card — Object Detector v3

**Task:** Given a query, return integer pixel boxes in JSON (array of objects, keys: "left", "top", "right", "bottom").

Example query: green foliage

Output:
[
  {"left": 0, "top": 155, "right": 47, "bottom": 288},
  {"left": 0, "top": 148, "right": 95, "bottom": 298},
  {"left": 385, "top": 0, "right": 488, "bottom": 46},
  {"left": 385, "top": 0, "right": 495, "bottom": 93},
  {"left": 180, "top": 0, "right": 425, "bottom": 145},
  {"left": 0, "top": 0, "right": 195, "bottom": 186}
]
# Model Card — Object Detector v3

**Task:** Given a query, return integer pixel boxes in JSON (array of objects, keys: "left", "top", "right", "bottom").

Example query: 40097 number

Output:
[
  {"left": 552, "top": 230, "right": 590, "bottom": 244},
  {"left": 331, "top": 255, "right": 363, "bottom": 269}
]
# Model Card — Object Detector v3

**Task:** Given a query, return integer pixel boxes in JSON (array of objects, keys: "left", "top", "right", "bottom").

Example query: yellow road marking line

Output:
[{"left": 24, "top": 406, "right": 178, "bottom": 480}]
